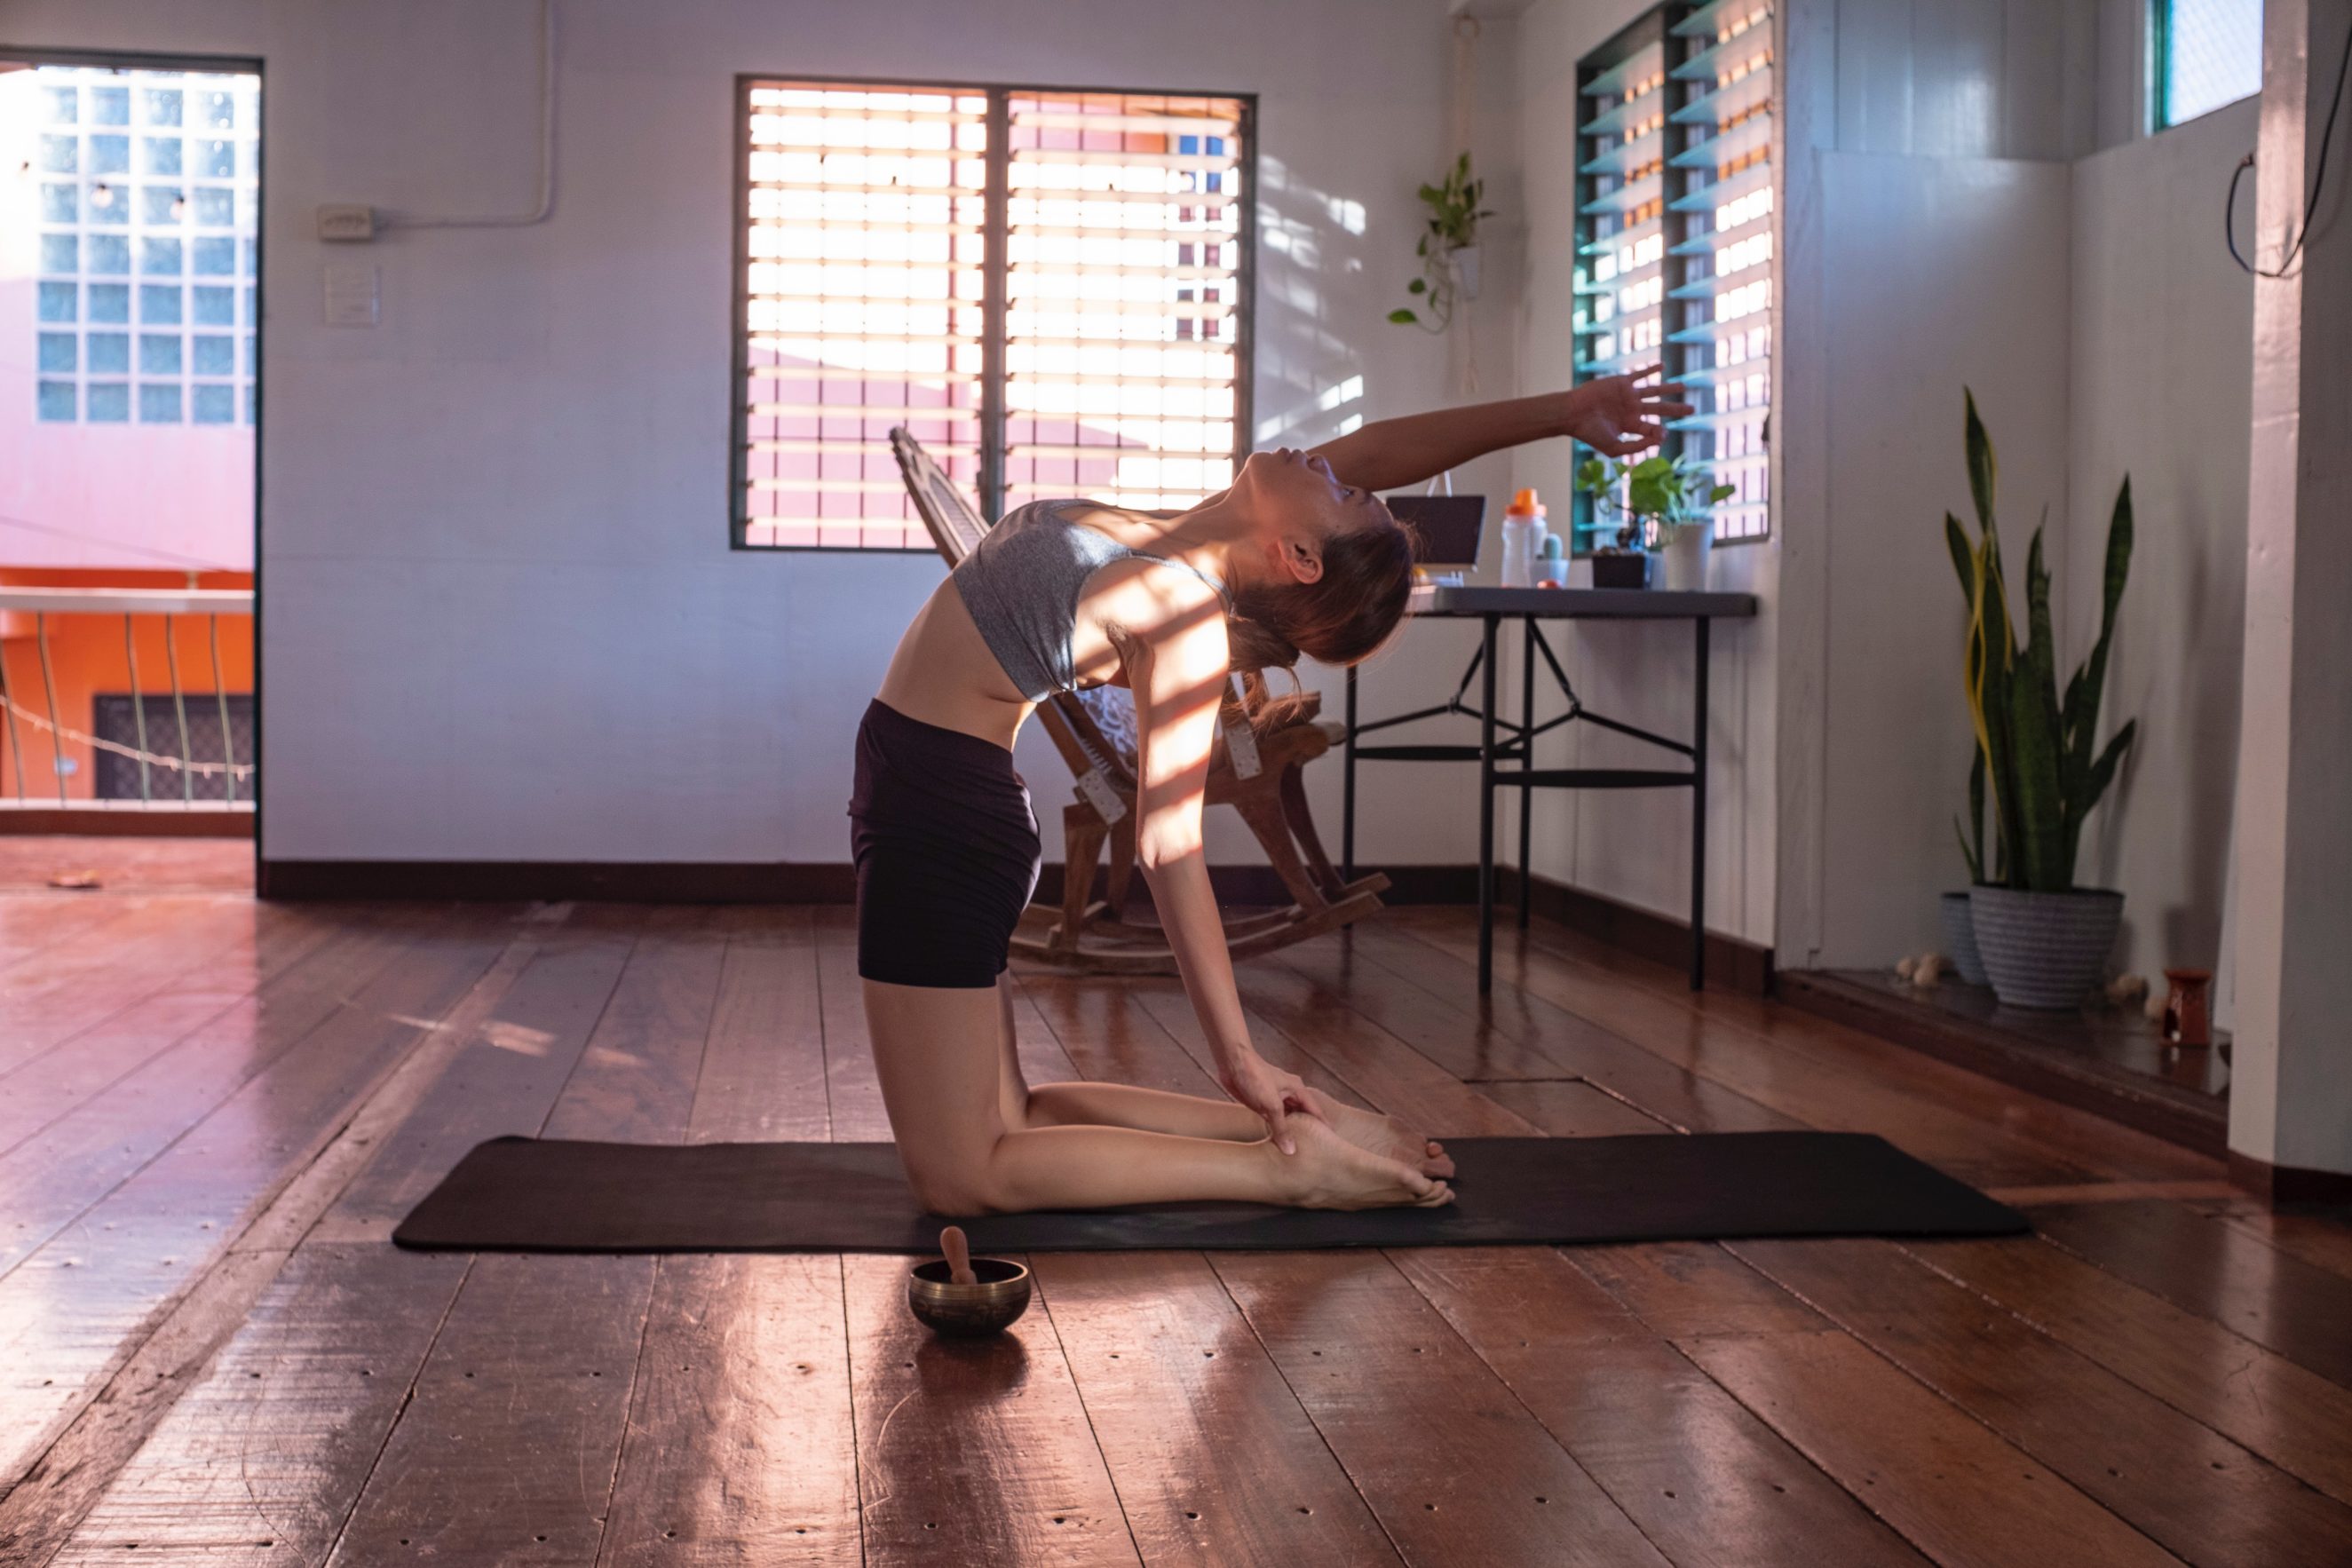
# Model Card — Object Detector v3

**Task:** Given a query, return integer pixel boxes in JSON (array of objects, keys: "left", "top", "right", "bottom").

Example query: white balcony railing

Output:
[{"left": 0, "top": 586, "right": 256, "bottom": 813}]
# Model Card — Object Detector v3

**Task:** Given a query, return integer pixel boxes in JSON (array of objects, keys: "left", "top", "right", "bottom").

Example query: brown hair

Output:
[{"left": 1224, "top": 511, "right": 1419, "bottom": 725}]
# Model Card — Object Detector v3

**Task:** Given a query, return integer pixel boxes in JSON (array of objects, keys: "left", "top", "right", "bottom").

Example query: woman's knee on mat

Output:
[{"left": 901, "top": 1135, "right": 1018, "bottom": 1216}]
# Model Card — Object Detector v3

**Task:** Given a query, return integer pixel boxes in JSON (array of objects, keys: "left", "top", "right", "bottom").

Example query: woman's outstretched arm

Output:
[{"left": 1307, "top": 368, "right": 1691, "bottom": 493}]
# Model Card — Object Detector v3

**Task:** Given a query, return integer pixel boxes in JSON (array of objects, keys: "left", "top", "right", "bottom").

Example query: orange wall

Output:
[{"left": 0, "top": 568, "right": 254, "bottom": 801}]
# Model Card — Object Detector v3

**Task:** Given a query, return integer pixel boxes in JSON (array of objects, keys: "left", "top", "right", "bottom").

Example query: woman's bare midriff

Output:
[{"left": 873, "top": 579, "right": 1035, "bottom": 750}]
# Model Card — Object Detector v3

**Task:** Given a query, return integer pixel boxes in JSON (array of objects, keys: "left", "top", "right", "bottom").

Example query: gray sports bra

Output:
[{"left": 950, "top": 500, "right": 1233, "bottom": 701}]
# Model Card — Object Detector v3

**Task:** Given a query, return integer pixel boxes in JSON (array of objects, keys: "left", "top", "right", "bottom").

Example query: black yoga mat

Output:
[{"left": 393, "top": 1132, "right": 2026, "bottom": 1253}]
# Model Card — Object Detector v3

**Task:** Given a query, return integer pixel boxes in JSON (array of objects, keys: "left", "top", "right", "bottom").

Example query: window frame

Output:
[
  {"left": 727, "top": 73, "right": 1258, "bottom": 554},
  {"left": 1571, "top": 1, "right": 1775, "bottom": 557}
]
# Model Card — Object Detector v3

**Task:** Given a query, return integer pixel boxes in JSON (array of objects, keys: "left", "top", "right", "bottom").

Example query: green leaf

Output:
[
  {"left": 2009, "top": 526, "right": 2071, "bottom": 891},
  {"left": 1387, "top": 308, "right": 1420, "bottom": 324},
  {"left": 1963, "top": 388, "right": 1997, "bottom": 534},
  {"left": 1944, "top": 512, "right": 1976, "bottom": 610},
  {"left": 2080, "top": 718, "right": 2135, "bottom": 814},
  {"left": 1709, "top": 483, "right": 1738, "bottom": 503},
  {"left": 1407, "top": 277, "right": 1427, "bottom": 294},
  {"left": 1576, "top": 457, "right": 1607, "bottom": 490},
  {"left": 1955, "top": 815, "right": 1983, "bottom": 885}
]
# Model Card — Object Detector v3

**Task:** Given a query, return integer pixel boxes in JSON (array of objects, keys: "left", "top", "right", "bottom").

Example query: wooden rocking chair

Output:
[{"left": 890, "top": 428, "right": 1389, "bottom": 973}]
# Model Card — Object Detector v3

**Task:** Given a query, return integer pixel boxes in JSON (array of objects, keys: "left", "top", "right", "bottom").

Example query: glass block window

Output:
[
  {"left": 737, "top": 78, "right": 1252, "bottom": 550},
  {"left": 1572, "top": 1, "right": 1773, "bottom": 550},
  {"left": 26, "top": 64, "right": 259, "bottom": 426},
  {"left": 2158, "top": 0, "right": 2264, "bottom": 128}
]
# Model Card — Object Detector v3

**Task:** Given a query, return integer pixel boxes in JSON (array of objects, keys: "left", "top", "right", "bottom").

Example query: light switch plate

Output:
[
  {"left": 324, "top": 263, "right": 380, "bottom": 327},
  {"left": 316, "top": 203, "right": 376, "bottom": 242}
]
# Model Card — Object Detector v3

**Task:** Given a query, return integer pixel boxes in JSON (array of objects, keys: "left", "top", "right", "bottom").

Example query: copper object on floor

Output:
[
  {"left": 908, "top": 1255, "right": 1032, "bottom": 1337},
  {"left": 2161, "top": 968, "right": 2213, "bottom": 1049}
]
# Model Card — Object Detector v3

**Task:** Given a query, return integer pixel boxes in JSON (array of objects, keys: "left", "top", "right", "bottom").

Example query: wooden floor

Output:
[{"left": 4, "top": 872, "right": 2352, "bottom": 1566}]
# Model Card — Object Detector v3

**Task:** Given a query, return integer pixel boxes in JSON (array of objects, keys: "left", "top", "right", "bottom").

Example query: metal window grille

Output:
[
  {"left": 735, "top": 80, "right": 1252, "bottom": 550},
  {"left": 1572, "top": 2, "right": 1773, "bottom": 551},
  {"left": 23, "top": 65, "right": 260, "bottom": 430}
]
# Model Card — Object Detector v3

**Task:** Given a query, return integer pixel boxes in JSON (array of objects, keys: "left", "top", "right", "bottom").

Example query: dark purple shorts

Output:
[{"left": 849, "top": 700, "right": 1041, "bottom": 988}]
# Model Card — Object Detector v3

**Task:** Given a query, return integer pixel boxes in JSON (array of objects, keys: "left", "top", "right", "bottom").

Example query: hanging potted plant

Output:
[
  {"left": 1950, "top": 391, "right": 2138, "bottom": 1010},
  {"left": 1576, "top": 451, "right": 1734, "bottom": 590},
  {"left": 1389, "top": 152, "right": 1493, "bottom": 332}
]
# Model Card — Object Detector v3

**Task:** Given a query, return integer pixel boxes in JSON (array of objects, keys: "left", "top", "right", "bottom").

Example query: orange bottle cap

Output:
[{"left": 1507, "top": 487, "right": 1546, "bottom": 518}]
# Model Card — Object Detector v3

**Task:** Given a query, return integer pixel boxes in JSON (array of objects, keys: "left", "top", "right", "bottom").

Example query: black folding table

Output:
[{"left": 1340, "top": 585, "right": 1759, "bottom": 993}]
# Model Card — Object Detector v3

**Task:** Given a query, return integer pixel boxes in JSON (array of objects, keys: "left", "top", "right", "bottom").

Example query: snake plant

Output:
[{"left": 1947, "top": 390, "right": 2137, "bottom": 894}]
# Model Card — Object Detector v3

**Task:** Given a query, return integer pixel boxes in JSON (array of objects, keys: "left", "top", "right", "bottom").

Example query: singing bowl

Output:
[{"left": 907, "top": 1255, "right": 1033, "bottom": 1337}]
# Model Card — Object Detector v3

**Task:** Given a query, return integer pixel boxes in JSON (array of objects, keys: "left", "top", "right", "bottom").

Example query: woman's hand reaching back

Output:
[
  {"left": 1566, "top": 365, "right": 1693, "bottom": 457},
  {"left": 1218, "top": 1050, "right": 1326, "bottom": 1154}
]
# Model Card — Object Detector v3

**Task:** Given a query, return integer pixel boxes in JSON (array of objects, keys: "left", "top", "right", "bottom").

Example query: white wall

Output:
[
  {"left": 6, "top": 0, "right": 1505, "bottom": 867},
  {"left": 2067, "top": 98, "right": 2257, "bottom": 975},
  {"left": 1776, "top": 0, "right": 2255, "bottom": 971}
]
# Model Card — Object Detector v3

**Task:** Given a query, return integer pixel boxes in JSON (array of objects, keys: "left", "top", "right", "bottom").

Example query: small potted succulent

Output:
[
  {"left": 1948, "top": 391, "right": 2138, "bottom": 1010},
  {"left": 1577, "top": 451, "right": 1734, "bottom": 590}
]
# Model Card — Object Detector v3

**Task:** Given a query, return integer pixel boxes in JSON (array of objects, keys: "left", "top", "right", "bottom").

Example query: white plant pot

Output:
[
  {"left": 1449, "top": 244, "right": 1482, "bottom": 302},
  {"left": 1656, "top": 522, "right": 1712, "bottom": 591}
]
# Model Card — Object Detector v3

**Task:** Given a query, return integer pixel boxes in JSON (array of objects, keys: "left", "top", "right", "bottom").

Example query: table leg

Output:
[
  {"left": 1518, "top": 614, "right": 1534, "bottom": 929},
  {"left": 1478, "top": 614, "right": 1498, "bottom": 994},
  {"left": 1342, "top": 664, "right": 1358, "bottom": 885},
  {"left": 1691, "top": 616, "right": 1710, "bottom": 992}
]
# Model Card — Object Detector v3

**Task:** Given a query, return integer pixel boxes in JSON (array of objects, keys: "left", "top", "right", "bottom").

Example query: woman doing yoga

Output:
[{"left": 853, "top": 369, "right": 1689, "bottom": 1215}]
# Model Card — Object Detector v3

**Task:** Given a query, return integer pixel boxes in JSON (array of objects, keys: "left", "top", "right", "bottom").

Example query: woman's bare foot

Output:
[
  {"left": 1276, "top": 1115, "right": 1455, "bottom": 1209},
  {"left": 1302, "top": 1087, "right": 1455, "bottom": 1178}
]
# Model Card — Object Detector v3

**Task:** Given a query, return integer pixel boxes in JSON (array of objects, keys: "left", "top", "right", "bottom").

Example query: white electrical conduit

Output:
[{"left": 376, "top": 0, "right": 558, "bottom": 230}]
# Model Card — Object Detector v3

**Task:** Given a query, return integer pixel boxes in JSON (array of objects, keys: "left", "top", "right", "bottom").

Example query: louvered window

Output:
[
  {"left": 736, "top": 80, "right": 1252, "bottom": 550},
  {"left": 1572, "top": 3, "right": 1773, "bottom": 550}
]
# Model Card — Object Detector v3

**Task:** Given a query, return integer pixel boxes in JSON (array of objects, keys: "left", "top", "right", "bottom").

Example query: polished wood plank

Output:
[
  {"left": 1392, "top": 1247, "right": 1931, "bottom": 1567},
  {"left": 44, "top": 1246, "right": 472, "bottom": 1566},
  {"left": 1344, "top": 923, "right": 1800, "bottom": 1134},
  {"left": 1501, "top": 910, "right": 2224, "bottom": 1184},
  {"left": 684, "top": 906, "right": 829, "bottom": 1142},
  {"left": 1220, "top": 961, "right": 1532, "bottom": 1136},
  {"left": 1390, "top": 913, "right": 2093, "bottom": 1187},
  {"left": 1280, "top": 935, "right": 1569, "bottom": 1081},
  {"left": 0, "top": 909, "right": 513, "bottom": 1487},
  {"left": 1033, "top": 1250, "right": 1403, "bottom": 1566},
  {"left": 843, "top": 1252, "right": 1140, "bottom": 1566},
  {"left": 1, "top": 914, "right": 554, "bottom": 1567},
  {"left": 599, "top": 1255, "right": 861, "bottom": 1568},
  {"left": 1017, "top": 976, "right": 1405, "bottom": 1564},
  {"left": 2190, "top": 1197, "right": 2352, "bottom": 1281},
  {"left": 1476, "top": 1079, "right": 1674, "bottom": 1136},
  {"left": 1214, "top": 1249, "right": 1673, "bottom": 1566},
  {"left": 811, "top": 910, "right": 892, "bottom": 1141},
  {"left": 34, "top": 907, "right": 619, "bottom": 1564},
  {"left": 0, "top": 897, "right": 289, "bottom": 1078},
  {"left": 1912, "top": 1235, "right": 2352, "bottom": 1504},
  {"left": 1119, "top": 974, "right": 1380, "bottom": 1112},
  {"left": 1740, "top": 1236, "right": 2352, "bottom": 1566},
  {"left": 329, "top": 907, "right": 727, "bottom": 1565},
  {"left": 306, "top": 912, "right": 636, "bottom": 1246},
  {"left": 327, "top": 1254, "right": 653, "bottom": 1566},
  {"left": 600, "top": 907, "right": 861, "bottom": 1567},
  {"left": 2030, "top": 1199, "right": 2352, "bottom": 1390},
  {"left": 0, "top": 892, "right": 149, "bottom": 971},
  {"left": 0, "top": 911, "right": 424, "bottom": 1276},
  {"left": 1678, "top": 1329, "right": 2184, "bottom": 1567}
]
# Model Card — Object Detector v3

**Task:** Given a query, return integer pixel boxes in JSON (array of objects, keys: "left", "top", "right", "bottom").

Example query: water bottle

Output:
[{"left": 1500, "top": 488, "right": 1546, "bottom": 587}]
